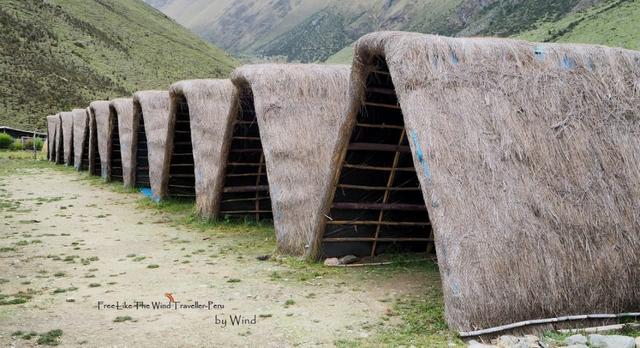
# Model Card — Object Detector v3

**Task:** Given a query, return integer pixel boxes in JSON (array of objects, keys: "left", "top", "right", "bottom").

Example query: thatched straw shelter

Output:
[
  {"left": 90, "top": 101, "right": 120, "bottom": 181},
  {"left": 133, "top": 91, "right": 171, "bottom": 199},
  {"left": 167, "top": 79, "right": 236, "bottom": 216},
  {"left": 72, "top": 108, "right": 89, "bottom": 171},
  {"left": 46, "top": 115, "right": 59, "bottom": 162},
  {"left": 89, "top": 100, "right": 113, "bottom": 181},
  {"left": 60, "top": 112, "right": 74, "bottom": 166},
  {"left": 317, "top": 31, "right": 640, "bottom": 335},
  {"left": 87, "top": 106, "right": 101, "bottom": 176},
  {"left": 111, "top": 98, "right": 135, "bottom": 188},
  {"left": 226, "top": 64, "right": 350, "bottom": 253}
]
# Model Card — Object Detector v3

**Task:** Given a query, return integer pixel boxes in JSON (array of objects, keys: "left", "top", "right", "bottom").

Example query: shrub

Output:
[
  {"left": 0, "top": 133, "right": 13, "bottom": 149},
  {"left": 11, "top": 139, "right": 23, "bottom": 151},
  {"left": 34, "top": 138, "right": 44, "bottom": 151},
  {"left": 22, "top": 138, "right": 43, "bottom": 151}
]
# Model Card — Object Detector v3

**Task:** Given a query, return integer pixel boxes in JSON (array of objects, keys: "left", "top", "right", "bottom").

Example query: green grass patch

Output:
[
  {"left": 36, "top": 329, "right": 63, "bottom": 346},
  {"left": 113, "top": 315, "right": 134, "bottom": 323}
]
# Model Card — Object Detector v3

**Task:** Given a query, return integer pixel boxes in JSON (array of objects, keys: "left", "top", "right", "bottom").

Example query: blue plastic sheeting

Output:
[
  {"left": 533, "top": 45, "right": 546, "bottom": 60},
  {"left": 450, "top": 51, "right": 459, "bottom": 65},
  {"left": 139, "top": 187, "right": 153, "bottom": 198},
  {"left": 561, "top": 54, "right": 577, "bottom": 70},
  {"left": 409, "top": 129, "right": 432, "bottom": 183}
]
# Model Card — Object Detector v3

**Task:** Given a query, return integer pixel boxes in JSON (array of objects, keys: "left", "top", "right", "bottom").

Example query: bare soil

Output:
[{"left": 0, "top": 166, "right": 435, "bottom": 347}]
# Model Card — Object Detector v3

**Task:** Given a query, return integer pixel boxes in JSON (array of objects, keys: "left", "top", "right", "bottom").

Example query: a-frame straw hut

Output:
[
  {"left": 46, "top": 115, "right": 59, "bottom": 162},
  {"left": 87, "top": 106, "right": 102, "bottom": 176},
  {"left": 111, "top": 98, "right": 135, "bottom": 188},
  {"left": 133, "top": 90, "right": 171, "bottom": 200},
  {"left": 225, "top": 64, "right": 351, "bottom": 255},
  {"left": 168, "top": 79, "right": 237, "bottom": 217},
  {"left": 60, "top": 111, "right": 74, "bottom": 166},
  {"left": 72, "top": 108, "right": 90, "bottom": 171},
  {"left": 316, "top": 31, "right": 640, "bottom": 335},
  {"left": 90, "top": 101, "right": 117, "bottom": 181}
]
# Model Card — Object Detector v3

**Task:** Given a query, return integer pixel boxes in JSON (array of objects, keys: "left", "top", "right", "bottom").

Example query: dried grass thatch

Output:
[
  {"left": 328, "top": 31, "right": 640, "bottom": 334},
  {"left": 169, "top": 79, "right": 237, "bottom": 218},
  {"left": 230, "top": 64, "right": 350, "bottom": 255},
  {"left": 46, "top": 115, "right": 59, "bottom": 162},
  {"left": 60, "top": 111, "right": 75, "bottom": 166},
  {"left": 133, "top": 90, "right": 171, "bottom": 200},
  {"left": 72, "top": 108, "right": 89, "bottom": 171},
  {"left": 90, "top": 101, "right": 114, "bottom": 180},
  {"left": 111, "top": 98, "right": 135, "bottom": 188}
]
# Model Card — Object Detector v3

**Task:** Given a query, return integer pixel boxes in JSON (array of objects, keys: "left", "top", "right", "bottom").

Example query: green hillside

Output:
[
  {"left": 518, "top": 0, "right": 640, "bottom": 50},
  {"left": 326, "top": 0, "right": 639, "bottom": 64},
  {"left": 0, "top": 0, "right": 237, "bottom": 132}
]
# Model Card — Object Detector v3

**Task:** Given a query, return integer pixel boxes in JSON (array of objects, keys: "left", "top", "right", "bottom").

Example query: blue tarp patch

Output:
[
  {"left": 140, "top": 187, "right": 153, "bottom": 198},
  {"left": 409, "top": 130, "right": 432, "bottom": 183},
  {"left": 533, "top": 46, "right": 546, "bottom": 60},
  {"left": 450, "top": 51, "right": 459, "bottom": 65},
  {"left": 561, "top": 54, "right": 577, "bottom": 70}
]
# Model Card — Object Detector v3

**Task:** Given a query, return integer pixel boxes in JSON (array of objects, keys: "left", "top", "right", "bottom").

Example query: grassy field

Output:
[
  {"left": 3, "top": 151, "right": 639, "bottom": 346},
  {"left": 518, "top": 0, "right": 640, "bottom": 50},
  {"left": 0, "top": 0, "right": 237, "bottom": 132},
  {"left": 0, "top": 151, "right": 462, "bottom": 347}
]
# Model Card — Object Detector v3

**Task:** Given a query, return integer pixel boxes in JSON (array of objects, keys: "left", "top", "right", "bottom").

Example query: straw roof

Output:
[
  {"left": 46, "top": 115, "right": 58, "bottom": 162},
  {"left": 169, "top": 79, "right": 237, "bottom": 218},
  {"left": 339, "top": 31, "right": 640, "bottom": 334},
  {"left": 90, "top": 101, "right": 113, "bottom": 180},
  {"left": 230, "top": 64, "right": 350, "bottom": 255},
  {"left": 133, "top": 90, "right": 171, "bottom": 201},
  {"left": 111, "top": 98, "right": 135, "bottom": 188},
  {"left": 60, "top": 111, "right": 75, "bottom": 166},
  {"left": 72, "top": 108, "right": 89, "bottom": 171}
]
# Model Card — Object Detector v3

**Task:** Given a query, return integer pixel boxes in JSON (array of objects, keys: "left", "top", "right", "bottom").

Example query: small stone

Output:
[
  {"left": 324, "top": 258, "right": 339, "bottom": 266},
  {"left": 565, "top": 334, "right": 587, "bottom": 346},
  {"left": 496, "top": 335, "right": 519, "bottom": 348},
  {"left": 468, "top": 340, "right": 496, "bottom": 348},
  {"left": 66, "top": 297, "right": 75, "bottom": 302},
  {"left": 589, "top": 334, "right": 635, "bottom": 348},
  {"left": 256, "top": 255, "right": 270, "bottom": 261},
  {"left": 338, "top": 255, "right": 359, "bottom": 265}
]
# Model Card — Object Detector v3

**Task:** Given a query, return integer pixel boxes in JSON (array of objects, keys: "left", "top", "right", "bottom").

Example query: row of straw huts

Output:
[{"left": 43, "top": 31, "right": 640, "bottom": 336}]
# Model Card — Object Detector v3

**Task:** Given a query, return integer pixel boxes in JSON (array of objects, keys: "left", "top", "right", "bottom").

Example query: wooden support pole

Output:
[
  {"left": 331, "top": 202, "right": 426, "bottom": 211},
  {"left": 348, "top": 143, "right": 410, "bottom": 153},
  {"left": 322, "top": 237, "right": 432, "bottom": 243},
  {"left": 223, "top": 185, "right": 269, "bottom": 193}
]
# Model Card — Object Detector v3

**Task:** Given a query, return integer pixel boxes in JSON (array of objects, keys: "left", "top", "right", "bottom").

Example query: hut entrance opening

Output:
[
  {"left": 321, "top": 56, "right": 434, "bottom": 258},
  {"left": 167, "top": 95, "right": 196, "bottom": 199},
  {"left": 135, "top": 109, "right": 150, "bottom": 188},
  {"left": 80, "top": 124, "right": 89, "bottom": 170},
  {"left": 110, "top": 111, "right": 123, "bottom": 181},
  {"left": 51, "top": 130, "right": 57, "bottom": 163},
  {"left": 90, "top": 116, "right": 101, "bottom": 175},
  {"left": 57, "top": 128, "right": 64, "bottom": 165},
  {"left": 218, "top": 88, "right": 272, "bottom": 222}
]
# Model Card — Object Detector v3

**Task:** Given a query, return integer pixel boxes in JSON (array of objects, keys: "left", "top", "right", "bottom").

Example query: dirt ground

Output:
[{"left": 0, "top": 162, "right": 445, "bottom": 347}]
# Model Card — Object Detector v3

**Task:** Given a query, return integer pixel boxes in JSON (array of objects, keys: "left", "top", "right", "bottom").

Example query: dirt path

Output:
[{"left": 0, "top": 166, "right": 434, "bottom": 347}]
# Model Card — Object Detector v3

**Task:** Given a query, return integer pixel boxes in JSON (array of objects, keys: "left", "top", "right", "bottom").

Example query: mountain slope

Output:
[
  {"left": 517, "top": 0, "right": 640, "bottom": 50},
  {"left": 146, "top": 0, "right": 465, "bottom": 62},
  {"left": 148, "top": 0, "right": 639, "bottom": 64},
  {"left": 0, "top": 0, "right": 237, "bottom": 132},
  {"left": 326, "top": 0, "right": 639, "bottom": 63}
]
